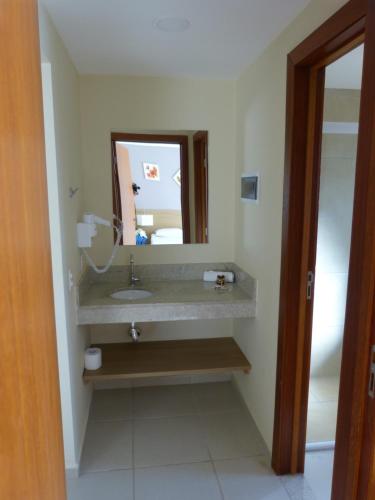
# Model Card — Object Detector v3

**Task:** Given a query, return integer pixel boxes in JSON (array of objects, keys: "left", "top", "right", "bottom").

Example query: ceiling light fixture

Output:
[{"left": 153, "top": 17, "right": 191, "bottom": 33}]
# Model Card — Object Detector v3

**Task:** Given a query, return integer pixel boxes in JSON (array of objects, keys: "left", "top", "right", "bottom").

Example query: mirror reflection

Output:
[{"left": 111, "top": 131, "right": 208, "bottom": 245}]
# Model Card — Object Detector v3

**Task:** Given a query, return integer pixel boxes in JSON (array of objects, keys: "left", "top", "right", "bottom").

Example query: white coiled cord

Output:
[{"left": 82, "top": 217, "right": 123, "bottom": 274}]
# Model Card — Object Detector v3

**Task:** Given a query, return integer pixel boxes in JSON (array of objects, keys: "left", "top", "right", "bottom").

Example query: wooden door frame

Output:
[
  {"left": 111, "top": 139, "right": 124, "bottom": 244},
  {"left": 1, "top": 0, "right": 66, "bottom": 498},
  {"left": 114, "top": 143, "right": 137, "bottom": 245},
  {"left": 272, "top": 0, "right": 375, "bottom": 498},
  {"left": 111, "top": 132, "right": 191, "bottom": 243},
  {"left": 193, "top": 131, "right": 209, "bottom": 243}
]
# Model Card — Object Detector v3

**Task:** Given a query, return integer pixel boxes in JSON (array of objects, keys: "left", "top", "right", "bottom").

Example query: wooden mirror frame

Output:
[{"left": 111, "top": 132, "right": 191, "bottom": 244}]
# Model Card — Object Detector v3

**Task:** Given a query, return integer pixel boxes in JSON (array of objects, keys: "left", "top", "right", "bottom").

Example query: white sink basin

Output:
[{"left": 110, "top": 289, "right": 153, "bottom": 301}]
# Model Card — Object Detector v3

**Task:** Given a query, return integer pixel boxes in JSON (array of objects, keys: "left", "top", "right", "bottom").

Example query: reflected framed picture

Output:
[
  {"left": 143, "top": 162, "right": 160, "bottom": 181},
  {"left": 173, "top": 169, "right": 181, "bottom": 186}
]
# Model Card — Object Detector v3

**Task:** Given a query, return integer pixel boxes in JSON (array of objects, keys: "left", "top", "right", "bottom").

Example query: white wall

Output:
[
  {"left": 232, "top": 0, "right": 348, "bottom": 452},
  {"left": 39, "top": 6, "right": 92, "bottom": 472},
  {"left": 79, "top": 75, "right": 237, "bottom": 348},
  {"left": 79, "top": 75, "right": 236, "bottom": 265},
  {"left": 311, "top": 89, "right": 360, "bottom": 377}
]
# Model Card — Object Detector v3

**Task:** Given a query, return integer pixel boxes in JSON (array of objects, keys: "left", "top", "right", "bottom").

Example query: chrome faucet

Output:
[{"left": 129, "top": 254, "right": 140, "bottom": 286}]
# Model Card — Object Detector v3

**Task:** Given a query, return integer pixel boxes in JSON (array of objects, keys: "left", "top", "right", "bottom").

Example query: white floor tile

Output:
[
  {"left": 215, "top": 456, "right": 290, "bottom": 500},
  {"left": 67, "top": 470, "right": 133, "bottom": 500},
  {"left": 307, "top": 377, "right": 339, "bottom": 444},
  {"left": 78, "top": 382, "right": 300, "bottom": 500},
  {"left": 90, "top": 389, "right": 132, "bottom": 421},
  {"left": 133, "top": 384, "right": 197, "bottom": 418},
  {"left": 80, "top": 421, "right": 132, "bottom": 472},
  {"left": 134, "top": 415, "right": 210, "bottom": 467},
  {"left": 193, "top": 382, "right": 244, "bottom": 414},
  {"left": 281, "top": 474, "right": 316, "bottom": 499},
  {"left": 304, "top": 451, "right": 334, "bottom": 500},
  {"left": 134, "top": 462, "right": 222, "bottom": 500},
  {"left": 202, "top": 411, "right": 266, "bottom": 460}
]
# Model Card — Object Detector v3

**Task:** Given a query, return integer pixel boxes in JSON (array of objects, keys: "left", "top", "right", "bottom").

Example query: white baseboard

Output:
[
  {"left": 306, "top": 441, "right": 335, "bottom": 452},
  {"left": 65, "top": 466, "right": 79, "bottom": 479}
]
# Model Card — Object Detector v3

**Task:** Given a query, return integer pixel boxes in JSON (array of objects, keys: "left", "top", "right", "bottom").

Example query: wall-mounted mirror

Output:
[{"left": 111, "top": 131, "right": 208, "bottom": 245}]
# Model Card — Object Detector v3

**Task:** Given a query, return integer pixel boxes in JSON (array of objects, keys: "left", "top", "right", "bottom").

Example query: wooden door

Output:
[
  {"left": 332, "top": 1, "right": 375, "bottom": 497},
  {"left": 115, "top": 144, "right": 136, "bottom": 245},
  {"left": 193, "top": 131, "right": 208, "bottom": 243},
  {"left": 0, "top": 0, "right": 66, "bottom": 498},
  {"left": 357, "top": 289, "right": 375, "bottom": 498}
]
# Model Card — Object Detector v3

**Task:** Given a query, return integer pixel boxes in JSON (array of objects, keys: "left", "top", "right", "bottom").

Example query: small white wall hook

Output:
[{"left": 69, "top": 186, "right": 79, "bottom": 198}]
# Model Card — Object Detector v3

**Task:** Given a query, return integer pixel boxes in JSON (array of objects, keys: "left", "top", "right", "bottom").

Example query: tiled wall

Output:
[
  {"left": 310, "top": 133, "right": 357, "bottom": 377},
  {"left": 311, "top": 88, "right": 361, "bottom": 377}
]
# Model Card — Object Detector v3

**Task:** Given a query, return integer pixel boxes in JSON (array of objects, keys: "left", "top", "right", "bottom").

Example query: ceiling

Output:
[
  {"left": 325, "top": 44, "right": 363, "bottom": 90},
  {"left": 41, "top": 0, "right": 311, "bottom": 79}
]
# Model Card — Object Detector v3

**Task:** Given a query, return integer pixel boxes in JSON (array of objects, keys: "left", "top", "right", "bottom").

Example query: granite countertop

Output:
[{"left": 77, "top": 275, "right": 256, "bottom": 325}]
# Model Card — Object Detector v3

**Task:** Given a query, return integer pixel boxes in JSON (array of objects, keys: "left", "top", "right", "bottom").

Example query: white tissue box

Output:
[
  {"left": 137, "top": 214, "right": 154, "bottom": 226},
  {"left": 203, "top": 271, "right": 235, "bottom": 283}
]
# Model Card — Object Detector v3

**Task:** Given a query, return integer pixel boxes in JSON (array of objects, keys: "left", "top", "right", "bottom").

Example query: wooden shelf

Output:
[{"left": 83, "top": 337, "right": 251, "bottom": 382}]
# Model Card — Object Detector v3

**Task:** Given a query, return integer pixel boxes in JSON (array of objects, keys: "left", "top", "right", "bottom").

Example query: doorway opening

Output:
[{"left": 306, "top": 45, "right": 363, "bottom": 453}]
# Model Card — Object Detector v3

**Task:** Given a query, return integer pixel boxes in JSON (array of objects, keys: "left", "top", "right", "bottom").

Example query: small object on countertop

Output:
[
  {"left": 215, "top": 274, "right": 232, "bottom": 291},
  {"left": 84, "top": 347, "right": 102, "bottom": 371},
  {"left": 136, "top": 228, "right": 148, "bottom": 245},
  {"left": 203, "top": 271, "right": 235, "bottom": 283},
  {"left": 216, "top": 275, "right": 226, "bottom": 287}
]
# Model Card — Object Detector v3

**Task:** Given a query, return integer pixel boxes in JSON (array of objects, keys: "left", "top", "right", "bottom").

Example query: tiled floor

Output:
[
  {"left": 68, "top": 382, "right": 334, "bottom": 500},
  {"left": 304, "top": 450, "right": 334, "bottom": 499},
  {"left": 307, "top": 376, "right": 339, "bottom": 444}
]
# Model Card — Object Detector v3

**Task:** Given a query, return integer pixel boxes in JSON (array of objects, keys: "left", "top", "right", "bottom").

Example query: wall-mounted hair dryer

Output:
[
  {"left": 77, "top": 213, "right": 123, "bottom": 274},
  {"left": 77, "top": 213, "right": 112, "bottom": 248}
]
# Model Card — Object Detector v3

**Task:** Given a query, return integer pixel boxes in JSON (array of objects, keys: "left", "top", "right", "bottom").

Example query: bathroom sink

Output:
[{"left": 110, "top": 289, "right": 153, "bottom": 300}]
